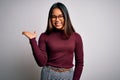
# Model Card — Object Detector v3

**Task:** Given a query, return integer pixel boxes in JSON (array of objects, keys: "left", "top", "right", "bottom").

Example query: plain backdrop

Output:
[{"left": 0, "top": 0, "right": 120, "bottom": 80}]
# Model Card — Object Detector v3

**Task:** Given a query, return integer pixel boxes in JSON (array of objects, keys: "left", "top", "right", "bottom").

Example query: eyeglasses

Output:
[{"left": 51, "top": 15, "right": 64, "bottom": 19}]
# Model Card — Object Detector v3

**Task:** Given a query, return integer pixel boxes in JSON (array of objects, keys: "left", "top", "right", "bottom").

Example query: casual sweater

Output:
[{"left": 29, "top": 30, "right": 84, "bottom": 80}]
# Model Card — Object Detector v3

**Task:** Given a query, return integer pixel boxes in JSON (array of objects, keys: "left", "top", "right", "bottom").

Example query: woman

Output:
[{"left": 22, "top": 2, "right": 84, "bottom": 80}]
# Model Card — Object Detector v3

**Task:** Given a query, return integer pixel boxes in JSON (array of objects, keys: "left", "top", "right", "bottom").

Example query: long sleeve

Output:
[
  {"left": 29, "top": 33, "right": 48, "bottom": 67},
  {"left": 73, "top": 33, "right": 84, "bottom": 80}
]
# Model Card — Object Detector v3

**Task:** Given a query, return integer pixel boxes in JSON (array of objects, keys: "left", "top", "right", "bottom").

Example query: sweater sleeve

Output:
[
  {"left": 29, "top": 33, "right": 48, "bottom": 67},
  {"left": 73, "top": 33, "right": 84, "bottom": 80}
]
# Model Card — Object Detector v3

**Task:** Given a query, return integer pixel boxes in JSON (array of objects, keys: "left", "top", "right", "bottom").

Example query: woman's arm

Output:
[
  {"left": 22, "top": 31, "right": 48, "bottom": 67},
  {"left": 73, "top": 33, "right": 84, "bottom": 80}
]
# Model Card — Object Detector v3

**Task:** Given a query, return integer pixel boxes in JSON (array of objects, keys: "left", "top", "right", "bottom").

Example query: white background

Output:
[{"left": 0, "top": 0, "right": 120, "bottom": 80}]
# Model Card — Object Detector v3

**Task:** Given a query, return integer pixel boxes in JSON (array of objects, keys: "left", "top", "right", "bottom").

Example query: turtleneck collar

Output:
[{"left": 53, "top": 27, "right": 64, "bottom": 33}]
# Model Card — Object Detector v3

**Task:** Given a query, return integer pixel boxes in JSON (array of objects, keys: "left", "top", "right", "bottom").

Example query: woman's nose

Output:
[{"left": 56, "top": 17, "right": 59, "bottom": 21}]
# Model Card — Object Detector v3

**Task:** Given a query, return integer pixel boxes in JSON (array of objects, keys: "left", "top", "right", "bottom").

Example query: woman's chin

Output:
[{"left": 55, "top": 26, "right": 63, "bottom": 30}]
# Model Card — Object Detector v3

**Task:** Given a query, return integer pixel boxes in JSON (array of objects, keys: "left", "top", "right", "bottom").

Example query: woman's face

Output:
[{"left": 51, "top": 8, "right": 65, "bottom": 30}]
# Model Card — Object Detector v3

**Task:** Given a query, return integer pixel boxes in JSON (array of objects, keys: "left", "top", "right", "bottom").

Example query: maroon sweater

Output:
[{"left": 29, "top": 30, "right": 84, "bottom": 80}]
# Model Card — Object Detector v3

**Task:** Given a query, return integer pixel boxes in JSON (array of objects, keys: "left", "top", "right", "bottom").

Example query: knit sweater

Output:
[{"left": 29, "top": 30, "right": 84, "bottom": 80}]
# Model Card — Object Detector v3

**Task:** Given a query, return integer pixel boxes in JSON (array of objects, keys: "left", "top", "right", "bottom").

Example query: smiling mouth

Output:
[{"left": 55, "top": 23, "right": 62, "bottom": 26}]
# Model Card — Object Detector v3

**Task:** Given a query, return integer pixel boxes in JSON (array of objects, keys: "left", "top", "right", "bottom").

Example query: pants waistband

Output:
[{"left": 46, "top": 66, "right": 72, "bottom": 72}]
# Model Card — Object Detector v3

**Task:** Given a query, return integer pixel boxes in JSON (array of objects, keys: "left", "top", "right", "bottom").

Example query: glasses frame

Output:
[{"left": 51, "top": 15, "right": 64, "bottom": 20}]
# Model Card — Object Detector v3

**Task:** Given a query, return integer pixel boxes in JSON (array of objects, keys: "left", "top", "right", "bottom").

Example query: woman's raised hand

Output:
[{"left": 22, "top": 31, "right": 37, "bottom": 39}]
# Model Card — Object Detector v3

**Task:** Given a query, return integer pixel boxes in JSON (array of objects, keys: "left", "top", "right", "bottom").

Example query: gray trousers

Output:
[{"left": 41, "top": 66, "right": 73, "bottom": 80}]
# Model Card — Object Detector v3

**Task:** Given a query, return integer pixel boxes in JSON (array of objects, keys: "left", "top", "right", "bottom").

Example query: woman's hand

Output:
[{"left": 22, "top": 31, "right": 37, "bottom": 39}]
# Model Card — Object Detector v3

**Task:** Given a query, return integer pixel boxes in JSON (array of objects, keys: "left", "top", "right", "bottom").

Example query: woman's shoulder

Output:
[
  {"left": 39, "top": 32, "right": 48, "bottom": 40},
  {"left": 72, "top": 32, "right": 81, "bottom": 38},
  {"left": 40, "top": 32, "right": 47, "bottom": 36},
  {"left": 72, "top": 32, "right": 82, "bottom": 41}
]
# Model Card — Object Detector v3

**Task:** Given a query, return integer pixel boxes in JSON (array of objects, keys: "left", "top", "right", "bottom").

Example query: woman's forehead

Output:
[{"left": 52, "top": 8, "right": 63, "bottom": 15}]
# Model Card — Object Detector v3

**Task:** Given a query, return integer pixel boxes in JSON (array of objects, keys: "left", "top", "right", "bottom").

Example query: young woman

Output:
[{"left": 22, "top": 2, "right": 84, "bottom": 80}]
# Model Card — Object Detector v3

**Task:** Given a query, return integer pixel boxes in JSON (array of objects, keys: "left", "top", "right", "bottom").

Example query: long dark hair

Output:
[{"left": 45, "top": 2, "right": 75, "bottom": 38}]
